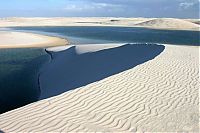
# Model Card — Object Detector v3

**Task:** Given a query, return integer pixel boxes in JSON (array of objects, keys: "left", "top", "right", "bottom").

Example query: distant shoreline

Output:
[{"left": 0, "top": 17, "right": 199, "bottom": 31}]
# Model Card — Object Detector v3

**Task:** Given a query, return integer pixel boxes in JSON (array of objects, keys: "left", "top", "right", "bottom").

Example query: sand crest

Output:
[
  {"left": 0, "top": 44, "right": 198, "bottom": 132},
  {"left": 135, "top": 18, "right": 199, "bottom": 30}
]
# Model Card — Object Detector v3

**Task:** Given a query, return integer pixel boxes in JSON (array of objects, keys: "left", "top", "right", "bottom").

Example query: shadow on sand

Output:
[{"left": 40, "top": 44, "right": 165, "bottom": 99}]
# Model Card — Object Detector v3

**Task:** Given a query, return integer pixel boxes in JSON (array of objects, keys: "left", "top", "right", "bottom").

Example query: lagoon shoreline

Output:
[{"left": 0, "top": 31, "right": 68, "bottom": 49}]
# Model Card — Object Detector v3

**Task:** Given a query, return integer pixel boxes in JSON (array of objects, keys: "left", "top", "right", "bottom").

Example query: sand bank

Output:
[
  {"left": 0, "top": 44, "right": 198, "bottom": 132},
  {"left": 0, "top": 31, "right": 68, "bottom": 48},
  {"left": 0, "top": 17, "right": 199, "bottom": 31}
]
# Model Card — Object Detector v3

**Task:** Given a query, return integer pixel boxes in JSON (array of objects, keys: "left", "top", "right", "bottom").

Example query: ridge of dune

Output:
[
  {"left": 0, "top": 44, "right": 199, "bottom": 132},
  {"left": 0, "top": 31, "right": 68, "bottom": 48},
  {"left": 136, "top": 18, "right": 200, "bottom": 30}
]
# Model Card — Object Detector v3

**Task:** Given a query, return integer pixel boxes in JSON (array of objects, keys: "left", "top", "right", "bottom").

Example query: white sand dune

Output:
[
  {"left": 0, "top": 44, "right": 199, "bottom": 132},
  {"left": 0, "top": 31, "right": 68, "bottom": 48},
  {"left": 136, "top": 18, "right": 200, "bottom": 30},
  {"left": 0, "top": 17, "right": 199, "bottom": 31}
]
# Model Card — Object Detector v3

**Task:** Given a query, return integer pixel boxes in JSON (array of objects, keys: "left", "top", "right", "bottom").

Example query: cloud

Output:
[
  {"left": 179, "top": 2, "right": 195, "bottom": 9},
  {"left": 0, "top": 0, "right": 199, "bottom": 18},
  {"left": 64, "top": 2, "right": 121, "bottom": 11},
  {"left": 61, "top": 0, "right": 199, "bottom": 18}
]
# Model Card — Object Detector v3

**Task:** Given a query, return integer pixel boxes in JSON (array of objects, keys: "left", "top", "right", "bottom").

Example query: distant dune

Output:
[
  {"left": 136, "top": 18, "right": 199, "bottom": 30},
  {"left": 0, "top": 17, "right": 199, "bottom": 31}
]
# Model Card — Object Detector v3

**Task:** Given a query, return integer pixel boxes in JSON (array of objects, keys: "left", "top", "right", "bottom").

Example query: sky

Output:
[{"left": 0, "top": 0, "right": 199, "bottom": 18}]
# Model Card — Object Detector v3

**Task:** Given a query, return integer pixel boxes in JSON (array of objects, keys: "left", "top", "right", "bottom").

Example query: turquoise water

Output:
[
  {"left": 12, "top": 26, "right": 200, "bottom": 45},
  {"left": 0, "top": 48, "right": 49, "bottom": 113}
]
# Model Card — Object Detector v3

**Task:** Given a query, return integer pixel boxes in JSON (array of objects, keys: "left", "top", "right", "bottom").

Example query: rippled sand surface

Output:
[{"left": 0, "top": 44, "right": 198, "bottom": 132}]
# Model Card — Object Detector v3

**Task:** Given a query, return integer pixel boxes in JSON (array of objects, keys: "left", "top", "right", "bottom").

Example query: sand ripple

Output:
[{"left": 0, "top": 45, "right": 199, "bottom": 132}]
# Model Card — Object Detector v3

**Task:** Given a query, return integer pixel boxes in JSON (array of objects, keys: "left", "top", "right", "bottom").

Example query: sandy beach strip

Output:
[
  {"left": 0, "top": 31, "right": 68, "bottom": 48},
  {"left": 0, "top": 44, "right": 199, "bottom": 132}
]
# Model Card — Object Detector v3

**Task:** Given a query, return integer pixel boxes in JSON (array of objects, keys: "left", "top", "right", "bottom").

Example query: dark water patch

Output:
[
  {"left": 110, "top": 19, "right": 120, "bottom": 22},
  {"left": 11, "top": 26, "right": 200, "bottom": 46},
  {"left": 193, "top": 21, "right": 200, "bottom": 25},
  {"left": 0, "top": 48, "right": 49, "bottom": 113},
  {"left": 76, "top": 22, "right": 102, "bottom": 24}
]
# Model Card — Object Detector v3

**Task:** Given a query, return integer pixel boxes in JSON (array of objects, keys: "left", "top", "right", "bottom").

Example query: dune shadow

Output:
[{"left": 40, "top": 44, "right": 165, "bottom": 99}]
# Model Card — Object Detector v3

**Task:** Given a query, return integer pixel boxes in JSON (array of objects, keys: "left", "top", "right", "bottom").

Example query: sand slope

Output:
[
  {"left": 40, "top": 44, "right": 164, "bottom": 99},
  {"left": 0, "top": 31, "right": 68, "bottom": 48},
  {"left": 0, "top": 17, "right": 199, "bottom": 31},
  {"left": 0, "top": 44, "right": 199, "bottom": 132}
]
